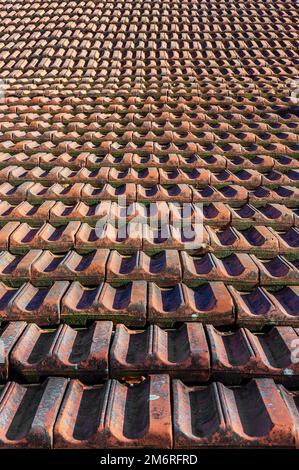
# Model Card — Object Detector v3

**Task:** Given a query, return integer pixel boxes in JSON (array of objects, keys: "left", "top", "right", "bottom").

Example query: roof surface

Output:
[{"left": 0, "top": 0, "right": 298, "bottom": 449}]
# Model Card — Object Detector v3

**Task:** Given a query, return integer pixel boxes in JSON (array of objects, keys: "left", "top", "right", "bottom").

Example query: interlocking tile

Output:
[
  {"left": 230, "top": 203, "right": 295, "bottom": 230},
  {"left": 230, "top": 285, "right": 299, "bottom": 328},
  {"left": 270, "top": 227, "right": 299, "bottom": 254},
  {"left": 173, "top": 378, "right": 299, "bottom": 448},
  {"left": 249, "top": 186, "right": 299, "bottom": 208},
  {"left": 0, "top": 377, "right": 68, "bottom": 448},
  {"left": 142, "top": 224, "right": 208, "bottom": 252},
  {"left": 192, "top": 185, "right": 248, "bottom": 205},
  {"left": 10, "top": 321, "right": 113, "bottom": 382},
  {"left": 0, "top": 321, "right": 27, "bottom": 381},
  {"left": 110, "top": 323, "right": 209, "bottom": 381},
  {"left": 253, "top": 256, "right": 299, "bottom": 286},
  {"left": 9, "top": 222, "right": 80, "bottom": 253},
  {"left": 207, "top": 325, "right": 299, "bottom": 384},
  {"left": 0, "top": 201, "right": 55, "bottom": 225},
  {"left": 137, "top": 184, "right": 192, "bottom": 203},
  {"left": 75, "top": 223, "right": 143, "bottom": 251},
  {"left": 49, "top": 201, "right": 111, "bottom": 225},
  {"left": 61, "top": 281, "right": 147, "bottom": 326},
  {"left": 106, "top": 250, "right": 181, "bottom": 284},
  {"left": 0, "top": 222, "right": 20, "bottom": 250},
  {"left": 148, "top": 282, "right": 234, "bottom": 326},
  {"left": 182, "top": 252, "right": 258, "bottom": 286},
  {"left": 54, "top": 375, "right": 172, "bottom": 448},
  {"left": 30, "top": 249, "right": 109, "bottom": 284},
  {"left": 206, "top": 226, "right": 280, "bottom": 256},
  {"left": 1, "top": 281, "right": 69, "bottom": 325},
  {"left": 0, "top": 249, "right": 42, "bottom": 284}
]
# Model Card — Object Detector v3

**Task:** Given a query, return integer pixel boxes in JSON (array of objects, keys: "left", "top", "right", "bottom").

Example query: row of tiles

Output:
[
  {"left": 0, "top": 280, "right": 297, "bottom": 327},
  {"left": 0, "top": 93, "right": 297, "bottom": 109},
  {"left": 2, "top": 60, "right": 298, "bottom": 74},
  {"left": 1, "top": 97, "right": 298, "bottom": 113},
  {"left": 1, "top": 3, "right": 296, "bottom": 17},
  {"left": 1, "top": 43, "right": 297, "bottom": 59},
  {"left": 1, "top": 167, "right": 298, "bottom": 188},
  {"left": 2, "top": 119, "right": 299, "bottom": 135},
  {"left": 1, "top": 98, "right": 298, "bottom": 117},
  {"left": 0, "top": 61, "right": 297, "bottom": 78},
  {"left": 0, "top": 222, "right": 297, "bottom": 255},
  {"left": 0, "top": 375, "right": 298, "bottom": 448},
  {"left": 0, "top": 249, "right": 297, "bottom": 287},
  {"left": 1, "top": 183, "right": 299, "bottom": 207},
  {"left": 0, "top": 140, "right": 298, "bottom": 155},
  {"left": 0, "top": 201, "right": 298, "bottom": 230},
  {"left": 2, "top": 17, "right": 296, "bottom": 30},
  {"left": 0, "top": 154, "right": 297, "bottom": 172},
  {"left": 1, "top": 321, "right": 299, "bottom": 384}
]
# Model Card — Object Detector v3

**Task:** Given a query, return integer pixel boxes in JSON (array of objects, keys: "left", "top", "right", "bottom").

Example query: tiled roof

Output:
[{"left": 0, "top": 0, "right": 298, "bottom": 449}]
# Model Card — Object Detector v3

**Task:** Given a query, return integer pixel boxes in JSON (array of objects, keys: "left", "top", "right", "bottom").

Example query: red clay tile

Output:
[
  {"left": 0, "top": 377, "right": 68, "bottom": 448},
  {"left": 61, "top": 281, "right": 147, "bottom": 326},
  {"left": 4, "top": 281, "right": 69, "bottom": 325},
  {"left": 10, "top": 321, "right": 113, "bottom": 382},
  {"left": 0, "top": 321, "right": 27, "bottom": 381},
  {"left": 182, "top": 252, "right": 258, "bottom": 286},
  {"left": 0, "top": 222, "right": 20, "bottom": 250},
  {"left": 54, "top": 374, "right": 172, "bottom": 448},
  {"left": 10, "top": 222, "right": 80, "bottom": 253},
  {"left": 207, "top": 325, "right": 299, "bottom": 384},
  {"left": 0, "top": 249, "right": 42, "bottom": 283},
  {"left": 30, "top": 249, "right": 109, "bottom": 284},
  {"left": 148, "top": 282, "right": 234, "bottom": 327},
  {"left": 106, "top": 250, "right": 181, "bottom": 284},
  {"left": 110, "top": 322, "right": 210, "bottom": 381},
  {"left": 230, "top": 285, "right": 299, "bottom": 328},
  {"left": 50, "top": 201, "right": 111, "bottom": 225},
  {"left": 173, "top": 378, "right": 298, "bottom": 448},
  {"left": 206, "top": 226, "right": 279, "bottom": 256},
  {"left": 253, "top": 256, "right": 299, "bottom": 286},
  {"left": 75, "top": 222, "right": 143, "bottom": 252}
]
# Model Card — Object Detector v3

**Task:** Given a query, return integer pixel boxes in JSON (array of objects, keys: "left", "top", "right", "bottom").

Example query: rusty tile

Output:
[
  {"left": 137, "top": 184, "right": 192, "bottom": 203},
  {"left": 110, "top": 322, "right": 210, "bottom": 381},
  {"left": 207, "top": 325, "right": 299, "bottom": 384},
  {"left": 253, "top": 255, "right": 299, "bottom": 286},
  {"left": 54, "top": 375, "right": 172, "bottom": 448},
  {"left": 61, "top": 281, "right": 147, "bottom": 326},
  {"left": 10, "top": 321, "right": 113, "bottom": 382},
  {"left": 230, "top": 285, "right": 299, "bottom": 328},
  {"left": 5, "top": 281, "right": 69, "bottom": 325},
  {"left": 10, "top": 222, "right": 80, "bottom": 253},
  {"left": 173, "top": 378, "right": 298, "bottom": 448},
  {"left": 31, "top": 249, "right": 109, "bottom": 284},
  {"left": 148, "top": 282, "right": 234, "bottom": 327},
  {"left": 50, "top": 201, "right": 111, "bottom": 225},
  {"left": 0, "top": 222, "right": 20, "bottom": 250},
  {"left": 0, "top": 201, "right": 55, "bottom": 225},
  {"left": 75, "top": 222, "right": 142, "bottom": 251},
  {"left": 206, "top": 226, "right": 279, "bottom": 256},
  {"left": 182, "top": 252, "right": 258, "bottom": 286},
  {"left": 0, "top": 250, "right": 42, "bottom": 283},
  {"left": 230, "top": 203, "right": 294, "bottom": 230},
  {"left": 0, "top": 377, "right": 68, "bottom": 448},
  {"left": 0, "top": 321, "right": 27, "bottom": 381},
  {"left": 106, "top": 250, "right": 181, "bottom": 284}
]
